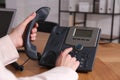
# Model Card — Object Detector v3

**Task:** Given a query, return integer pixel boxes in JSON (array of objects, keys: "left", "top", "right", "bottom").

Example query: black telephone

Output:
[
  {"left": 24, "top": 7, "right": 50, "bottom": 60},
  {"left": 39, "top": 26, "right": 101, "bottom": 72},
  {"left": 23, "top": 7, "right": 101, "bottom": 72},
  {"left": 11, "top": 7, "right": 50, "bottom": 71}
]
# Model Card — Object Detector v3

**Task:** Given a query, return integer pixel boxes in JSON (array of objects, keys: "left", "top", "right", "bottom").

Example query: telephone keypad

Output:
[{"left": 69, "top": 46, "right": 89, "bottom": 69}]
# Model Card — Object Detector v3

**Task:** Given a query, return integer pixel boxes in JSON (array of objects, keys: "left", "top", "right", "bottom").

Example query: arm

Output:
[
  {"left": 0, "top": 35, "right": 19, "bottom": 66},
  {"left": 19, "top": 67, "right": 78, "bottom": 80},
  {"left": 0, "top": 61, "right": 78, "bottom": 80},
  {"left": 0, "top": 12, "right": 37, "bottom": 66}
]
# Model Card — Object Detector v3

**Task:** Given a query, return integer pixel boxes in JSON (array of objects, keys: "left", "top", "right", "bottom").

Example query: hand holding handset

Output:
[{"left": 24, "top": 7, "right": 50, "bottom": 60}]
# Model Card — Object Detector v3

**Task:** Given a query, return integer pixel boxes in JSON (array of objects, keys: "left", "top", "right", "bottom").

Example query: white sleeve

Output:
[
  {"left": 0, "top": 36, "right": 78, "bottom": 80},
  {"left": 0, "top": 62, "right": 78, "bottom": 80},
  {"left": 0, "top": 35, "right": 19, "bottom": 66},
  {"left": 19, "top": 66, "right": 78, "bottom": 80}
]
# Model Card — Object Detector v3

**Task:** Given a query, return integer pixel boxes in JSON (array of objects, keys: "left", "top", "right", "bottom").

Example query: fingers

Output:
[
  {"left": 30, "top": 33, "right": 37, "bottom": 41},
  {"left": 73, "top": 61, "right": 80, "bottom": 71},
  {"left": 71, "top": 57, "right": 80, "bottom": 71},
  {"left": 33, "top": 23, "right": 39, "bottom": 28},
  {"left": 58, "top": 47, "right": 80, "bottom": 71},
  {"left": 30, "top": 23, "right": 38, "bottom": 41},
  {"left": 65, "top": 55, "right": 80, "bottom": 71},
  {"left": 32, "top": 23, "right": 38, "bottom": 32},
  {"left": 22, "top": 12, "right": 36, "bottom": 26},
  {"left": 61, "top": 47, "right": 73, "bottom": 57}
]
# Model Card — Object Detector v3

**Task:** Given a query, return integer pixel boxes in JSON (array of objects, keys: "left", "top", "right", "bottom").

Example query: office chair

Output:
[{"left": 37, "top": 21, "right": 58, "bottom": 33}]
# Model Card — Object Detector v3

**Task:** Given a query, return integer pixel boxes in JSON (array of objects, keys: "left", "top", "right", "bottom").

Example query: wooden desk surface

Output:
[{"left": 7, "top": 32, "right": 120, "bottom": 80}]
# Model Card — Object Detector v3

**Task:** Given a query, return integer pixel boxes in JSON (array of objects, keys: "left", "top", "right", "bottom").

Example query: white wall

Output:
[
  {"left": 5, "top": 0, "right": 120, "bottom": 42},
  {"left": 5, "top": 0, "right": 59, "bottom": 28}
]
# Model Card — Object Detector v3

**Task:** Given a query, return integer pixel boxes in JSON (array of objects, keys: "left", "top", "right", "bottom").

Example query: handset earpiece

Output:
[{"left": 24, "top": 7, "right": 50, "bottom": 60}]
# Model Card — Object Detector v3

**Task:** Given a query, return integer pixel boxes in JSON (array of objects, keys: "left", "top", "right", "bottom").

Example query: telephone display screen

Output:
[{"left": 74, "top": 29, "right": 93, "bottom": 37}]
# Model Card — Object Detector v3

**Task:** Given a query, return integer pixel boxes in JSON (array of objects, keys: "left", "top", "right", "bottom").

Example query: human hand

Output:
[
  {"left": 56, "top": 47, "right": 80, "bottom": 71},
  {"left": 9, "top": 12, "right": 38, "bottom": 48}
]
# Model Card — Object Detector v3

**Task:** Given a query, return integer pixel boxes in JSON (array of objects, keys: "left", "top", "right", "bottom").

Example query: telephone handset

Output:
[{"left": 24, "top": 7, "right": 50, "bottom": 60}]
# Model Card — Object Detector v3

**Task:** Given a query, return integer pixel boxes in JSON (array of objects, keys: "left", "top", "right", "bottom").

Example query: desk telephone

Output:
[
  {"left": 39, "top": 26, "right": 101, "bottom": 72},
  {"left": 23, "top": 7, "right": 101, "bottom": 72}
]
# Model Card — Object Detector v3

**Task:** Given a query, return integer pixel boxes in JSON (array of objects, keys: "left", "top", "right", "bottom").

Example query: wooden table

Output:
[{"left": 7, "top": 32, "right": 120, "bottom": 80}]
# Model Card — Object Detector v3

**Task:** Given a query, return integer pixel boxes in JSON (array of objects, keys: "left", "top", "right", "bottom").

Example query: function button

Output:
[
  {"left": 79, "top": 64, "right": 83, "bottom": 68},
  {"left": 81, "top": 58, "right": 85, "bottom": 61},
  {"left": 74, "top": 54, "right": 77, "bottom": 58},
  {"left": 74, "top": 50, "right": 79, "bottom": 54},
  {"left": 75, "top": 44, "right": 84, "bottom": 51},
  {"left": 80, "top": 61, "right": 84, "bottom": 65}
]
